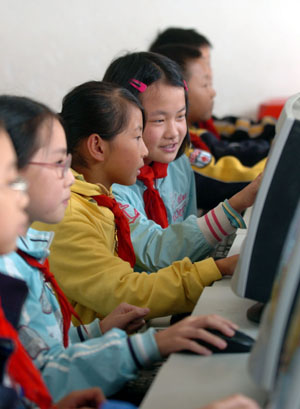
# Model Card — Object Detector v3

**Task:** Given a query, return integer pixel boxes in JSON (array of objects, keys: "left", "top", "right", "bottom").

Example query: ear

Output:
[{"left": 86, "top": 133, "right": 106, "bottom": 162}]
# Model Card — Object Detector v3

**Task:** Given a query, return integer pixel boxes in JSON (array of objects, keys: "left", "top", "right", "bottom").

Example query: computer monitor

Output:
[
  {"left": 231, "top": 92, "right": 300, "bottom": 305},
  {"left": 248, "top": 199, "right": 300, "bottom": 393},
  {"left": 266, "top": 299, "right": 300, "bottom": 409}
]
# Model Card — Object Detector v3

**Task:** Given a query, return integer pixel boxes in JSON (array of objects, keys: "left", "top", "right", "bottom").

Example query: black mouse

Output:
[{"left": 182, "top": 328, "right": 255, "bottom": 354}]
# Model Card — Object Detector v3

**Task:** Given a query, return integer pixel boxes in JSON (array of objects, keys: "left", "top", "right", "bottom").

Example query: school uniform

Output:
[
  {"left": 33, "top": 170, "right": 222, "bottom": 323},
  {"left": 112, "top": 155, "right": 245, "bottom": 272},
  {"left": 0, "top": 230, "right": 162, "bottom": 400}
]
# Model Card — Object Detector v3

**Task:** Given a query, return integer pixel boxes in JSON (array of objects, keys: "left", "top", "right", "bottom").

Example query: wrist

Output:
[
  {"left": 228, "top": 195, "right": 245, "bottom": 214},
  {"left": 99, "top": 319, "right": 106, "bottom": 334}
]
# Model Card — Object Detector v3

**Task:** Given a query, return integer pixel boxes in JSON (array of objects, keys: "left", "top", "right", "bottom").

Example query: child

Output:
[
  {"left": 0, "top": 118, "right": 261, "bottom": 409},
  {"left": 0, "top": 123, "right": 107, "bottom": 409},
  {"left": 149, "top": 27, "right": 212, "bottom": 70},
  {"left": 151, "top": 43, "right": 269, "bottom": 209},
  {"left": 0, "top": 94, "right": 239, "bottom": 401},
  {"left": 149, "top": 27, "right": 276, "bottom": 147},
  {"left": 33, "top": 81, "right": 239, "bottom": 322},
  {"left": 103, "top": 51, "right": 260, "bottom": 272}
]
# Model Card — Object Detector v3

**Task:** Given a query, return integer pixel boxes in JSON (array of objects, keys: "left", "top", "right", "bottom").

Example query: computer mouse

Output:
[{"left": 182, "top": 328, "right": 255, "bottom": 354}]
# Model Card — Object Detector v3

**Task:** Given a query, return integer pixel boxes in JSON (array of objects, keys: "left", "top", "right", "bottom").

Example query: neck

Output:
[{"left": 74, "top": 164, "right": 111, "bottom": 190}]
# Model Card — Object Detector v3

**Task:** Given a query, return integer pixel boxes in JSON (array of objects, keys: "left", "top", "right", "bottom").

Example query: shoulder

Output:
[{"left": 166, "top": 155, "right": 193, "bottom": 183}]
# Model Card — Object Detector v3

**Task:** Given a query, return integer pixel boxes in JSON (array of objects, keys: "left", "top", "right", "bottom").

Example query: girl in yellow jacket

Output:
[{"left": 34, "top": 81, "right": 257, "bottom": 323}]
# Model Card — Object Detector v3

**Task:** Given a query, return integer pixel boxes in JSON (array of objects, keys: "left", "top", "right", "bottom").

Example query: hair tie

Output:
[
  {"left": 183, "top": 80, "right": 188, "bottom": 91},
  {"left": 129, "top": 79, "right": 147, "bottom": 93}
]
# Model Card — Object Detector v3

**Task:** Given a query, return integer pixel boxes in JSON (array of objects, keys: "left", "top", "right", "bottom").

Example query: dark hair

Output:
[
  {"left": 103, "top": 51, "right": 189, "bottom": 158},
  {"left": 152, "top": 44, "right": 202, "bottom": 79},
  {"left": 0, "top": 95, "right": 58, "bottom": 169},
  {"left": 149, "top": 27, "right": 212, "bottom": 52},
  {"left": 60, "top": 81, "right": 144, "bottom": 167}
]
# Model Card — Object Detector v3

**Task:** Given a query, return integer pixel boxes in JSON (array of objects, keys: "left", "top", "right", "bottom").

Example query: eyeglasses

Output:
[
  {"left": 8, "top": 177, "right": 28, "bottom": 193},
  {"left": 28, "top": 153, "right": 72, "bottom": 179}
]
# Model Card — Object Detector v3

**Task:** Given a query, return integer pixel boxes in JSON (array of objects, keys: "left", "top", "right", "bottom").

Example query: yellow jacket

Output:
[{"left": 33, "top": 171, "right": 222, "bottom": 323}]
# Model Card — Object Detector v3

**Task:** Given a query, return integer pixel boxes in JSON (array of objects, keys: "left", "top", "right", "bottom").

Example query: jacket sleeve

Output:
[
  {"left": 24, "top": 324, "right": 160, "bottom": 400},
  {"left": 113, "top": 186, "right": 213, "bottom": 272},
  {"left": 0, "top": 256, "right": 161, "bottom": 401},
  {"left": 43, "top": 208, "right": 222, "bottom": 322}
]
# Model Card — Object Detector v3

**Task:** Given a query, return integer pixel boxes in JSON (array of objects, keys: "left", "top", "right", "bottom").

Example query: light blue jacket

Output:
[
  {"left": 113, "top": 155, "right": 214, "bottom": 272},
  {"left": 0, "top": 228, "right": 161, "bottom": 401}
]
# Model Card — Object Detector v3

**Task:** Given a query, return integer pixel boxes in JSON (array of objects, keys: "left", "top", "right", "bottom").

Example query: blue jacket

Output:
[
  {"left": 113, "top": 155, "right": 242, "bottom": 272},
  {"left": 0, "top": 229, "right": 161, "bottom": 401}
]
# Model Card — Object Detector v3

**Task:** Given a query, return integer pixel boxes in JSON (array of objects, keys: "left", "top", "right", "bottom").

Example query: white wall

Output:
[{"left": 1, "top": 0, "right": 300, "bottom": 118}]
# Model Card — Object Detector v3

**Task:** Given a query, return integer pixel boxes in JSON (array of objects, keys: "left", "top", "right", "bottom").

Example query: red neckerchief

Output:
[
  {"left": 17, "top": 249, "right": 85, "bottom": 348},
  {"left": 137, "top": 162, "right": 169, "bottom": 228},
  {"left": 198, "top": 118, "right": 220, "bottom": 139},
  {"left": 92, "top": 195, "right": 136, "bottom": 268},
  {"left": 0, "top": 298, "right": 53, "bottom": 409}
]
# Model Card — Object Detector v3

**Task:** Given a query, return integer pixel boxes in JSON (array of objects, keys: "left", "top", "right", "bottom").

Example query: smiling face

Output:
[
  {"left": 141, "top": 80, "right": 187, "bottom": 165},
  {"left": 102, "top": 104, "right": 148, "bottom": 187},
  {"left": 20, "top": 118, "right": 74, "bottom": 225},
  {"left": 186, "top": 57, "right": 216, "bottom": 124},
  {"left": 0, "top": 129, "right": 28, "bottom": 253}
]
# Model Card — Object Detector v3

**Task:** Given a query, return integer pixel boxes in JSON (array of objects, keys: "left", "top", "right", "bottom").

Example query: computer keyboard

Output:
[
  {"left": 110, "top": 359, "right": 166, "bottom": 406},
  {"left": 211, "top": 232, "right": 236, "bottom": 260}
]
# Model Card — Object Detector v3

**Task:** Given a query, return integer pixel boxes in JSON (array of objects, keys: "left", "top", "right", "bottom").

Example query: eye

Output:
[
  {"left": 135, "top": 135, "right": 142, "bottom": 140},
  {"left": 55, "top": 157, "right": 66, "bottom": 165}
]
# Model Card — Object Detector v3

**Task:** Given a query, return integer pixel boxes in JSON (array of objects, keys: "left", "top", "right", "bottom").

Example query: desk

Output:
[{"left": 141, "top": 223, "right": 268, "bottom": 408}]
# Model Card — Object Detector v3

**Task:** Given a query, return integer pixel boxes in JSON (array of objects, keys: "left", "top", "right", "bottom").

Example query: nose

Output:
[
  {"left": 141, "top": 138, "right": 149, "bottom": 158},
  {"left": 210, "top": 85, "right": 216, "bottom": 99},
  {"left": 19, "top": 190, "right": 29, "bottom": 210},
  {"left": 64, "top": 168, "right": 75, "bottom": 188},
  {"left": 165, "top": 119, "right": 180, "bottom": 140}
]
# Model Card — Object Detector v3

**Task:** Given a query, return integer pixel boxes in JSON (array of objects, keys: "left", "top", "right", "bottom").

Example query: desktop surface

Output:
[
  {"left": 140, "top": 353, "right": 266, "bottom": 409},
  {"left": 140, "top": 277, "right": 266, "bottom": 409}
]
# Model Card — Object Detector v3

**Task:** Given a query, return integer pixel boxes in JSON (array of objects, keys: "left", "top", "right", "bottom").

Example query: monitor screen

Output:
[
  {"left": 248, "top": 199, "right": 300, "bottom": 392},
  {"left": 231, "top": 93, "right": 300, "bottom": 303},
  {"left": 266, "top": 296, "right": 300, "bottom": 409}
]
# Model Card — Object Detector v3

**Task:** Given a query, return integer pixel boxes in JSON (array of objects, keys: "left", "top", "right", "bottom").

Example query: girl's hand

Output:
[
  {"left": 99, "top": 302, "right": 150, "bottom": 334},
  {"left": 228, "top": 173, "right": 263, "bottom": 214},
  {"left": 199, "top": 394, "right": 261, "bottom": 409},
  {"left": 155, "top": 314, "right": 238, "bottom": 356},
  {"left": 215, "top": 254, "right": 239, "bottom": 276},
  {"left": 54, "top": 387, "right": 105, "bottom": 409}
]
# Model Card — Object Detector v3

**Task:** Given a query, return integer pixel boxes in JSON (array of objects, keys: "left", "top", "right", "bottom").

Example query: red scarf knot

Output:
[
  {"left": 92, "top": 195, "right": 136, "bottom": 268},
  {"left": 137, "top": 162, "right": 169, "bottom": 228}
]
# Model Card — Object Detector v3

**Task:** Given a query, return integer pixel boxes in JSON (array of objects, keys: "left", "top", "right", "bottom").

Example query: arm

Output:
[
  {"left": 38, "top": 208, "right": 222, "bottom": 321},
  {"left": 113, "top": 156, "right": 214, "bottom": 271},
  {"left": 54, "top": 388, "right": 105, "bottom": 409},
  {"left": 199, "top": 394, "right": 261, "bottom": 409}
]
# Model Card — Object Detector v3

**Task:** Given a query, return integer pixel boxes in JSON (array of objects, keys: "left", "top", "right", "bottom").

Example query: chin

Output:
[{"left": 0, "top": 240, "right": 17, "bottom": 255}]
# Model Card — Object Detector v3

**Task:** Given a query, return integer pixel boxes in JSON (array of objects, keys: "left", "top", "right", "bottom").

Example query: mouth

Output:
[
  {"left": 63, "top": 196, "right": 71, "bottom": 205},
  {"left": 160, "top": 143, "right": 178, "bottom": 153},
  {"left": 137, "top": 163, "right": 145, "bottom": 175}
]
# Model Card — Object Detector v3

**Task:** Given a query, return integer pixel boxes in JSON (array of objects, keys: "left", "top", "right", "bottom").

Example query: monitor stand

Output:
[{"left": 247, "top": 302, "right": 265, "bottom": 324}]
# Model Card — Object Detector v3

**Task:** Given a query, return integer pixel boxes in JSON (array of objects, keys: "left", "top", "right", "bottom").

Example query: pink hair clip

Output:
[
  {"left": 183, "top": 80, "right": 188, "bottom": 92},
  {"left": 129, "top": 79, "right": 147, "bottom": 93}
]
